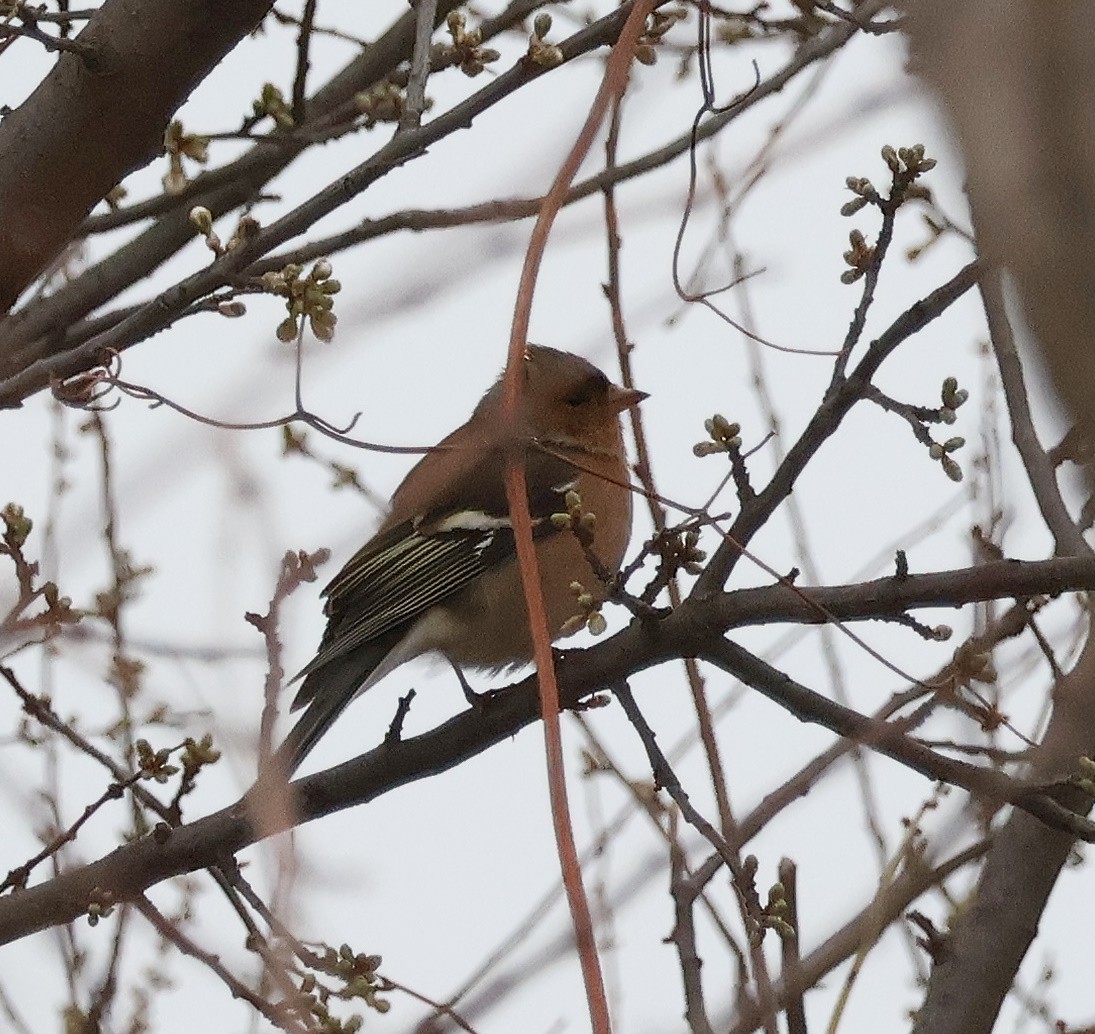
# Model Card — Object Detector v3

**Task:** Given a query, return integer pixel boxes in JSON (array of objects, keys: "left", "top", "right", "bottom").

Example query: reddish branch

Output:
[{"left": 500, "top": 2, "right": 657, "bottom": 1028}]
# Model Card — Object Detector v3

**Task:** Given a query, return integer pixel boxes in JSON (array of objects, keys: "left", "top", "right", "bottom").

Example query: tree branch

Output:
[
  {"left": 2, "top": 556, "right": 1095, "bottom": 946},
  {"left": 0, "top": 0, "right": 275, "bottom": 311}
]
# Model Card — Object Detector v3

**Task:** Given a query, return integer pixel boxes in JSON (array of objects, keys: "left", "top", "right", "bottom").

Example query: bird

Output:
[{"left": 273, "top": 345, "right": 647, "bottom": 774}]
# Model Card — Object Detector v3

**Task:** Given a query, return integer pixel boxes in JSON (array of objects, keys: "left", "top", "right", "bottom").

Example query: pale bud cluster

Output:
[
  {"left": 259, "top": 258, "right": 342, "bottom": 343},
  {"left": 693, "top": 413, "right": 742, "bottom": 456},
  {"left": 561, "top": 580, "right": 608, "bottom": 637},
  {"left": 162, "top": 119, "right": 209, "bottom": 194},
  {"left": 433, "top": 10, "right": 500, "bottom": 77}
]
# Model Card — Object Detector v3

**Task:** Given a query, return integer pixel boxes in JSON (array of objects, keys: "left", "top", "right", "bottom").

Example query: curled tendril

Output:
[{"left": 50, "top": 349, "right": 124, "bottom": 411}]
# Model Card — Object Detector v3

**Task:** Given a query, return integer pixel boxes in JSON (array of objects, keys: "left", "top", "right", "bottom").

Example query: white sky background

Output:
[{"left": 0, "top": 3, "right": 1089, "bottom": 1032}]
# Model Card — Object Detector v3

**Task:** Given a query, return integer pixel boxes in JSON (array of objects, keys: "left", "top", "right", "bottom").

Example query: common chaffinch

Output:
[{"left": 276, "top": 345, "right": 646, "bottom": 773}]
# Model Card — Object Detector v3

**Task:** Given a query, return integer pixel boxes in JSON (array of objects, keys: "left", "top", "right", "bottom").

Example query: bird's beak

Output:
[{"left": 607, "top": 385, "right": 649, "bottom": 413}]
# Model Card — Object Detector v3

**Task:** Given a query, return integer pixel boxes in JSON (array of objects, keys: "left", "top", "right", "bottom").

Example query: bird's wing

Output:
[{"left": 293, "top": 448, "right": 579, "bottom": 687}]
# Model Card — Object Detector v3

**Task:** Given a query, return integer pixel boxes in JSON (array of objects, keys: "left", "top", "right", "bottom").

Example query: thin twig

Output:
[
  {"left": 695, "top": 257, "right": 986, "bottom": 595},
  {"left": 133, "top": 895, "right": 304, "bottom": 1032},
  {"left": 0, "top": 19, "right": 95, "bottom": 56},
  {"left": 778, "top": 859, "right": 807, "bottom": 1034},
  {"left": 401, "top": 0, "right": 438, "bottom": 131},
  {"left": 0, "top": 775, "right": 136, "bottom": 892},
  {"left": 291, "top": 0, "right": 317, "bottom": 126},
  {"left": 667, "top": 808, "right": 716, "bottom": 1034},
  {"left": 981, "top": 269, "right": 1089, "bottom": 557},
  {"left": 613, "top": 681, "right": 747, "bottom": 885}
]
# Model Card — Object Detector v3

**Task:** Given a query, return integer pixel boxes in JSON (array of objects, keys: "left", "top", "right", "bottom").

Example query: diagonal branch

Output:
[
  {"left": 696, "top": 257, "right": 985, "bottom": 595},
  {"left": 0, "top": 0, "right": 471, "bottom": 379}
]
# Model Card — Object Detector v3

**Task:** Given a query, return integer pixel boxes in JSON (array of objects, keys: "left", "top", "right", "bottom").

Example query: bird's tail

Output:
[{"left": 268, "top": 636, "right": 398, "bottom": 777}]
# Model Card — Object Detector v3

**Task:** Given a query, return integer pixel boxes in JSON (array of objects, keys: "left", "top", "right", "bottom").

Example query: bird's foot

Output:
[{"left": 450, "top": 663, "right": 501, "bottom": 713}]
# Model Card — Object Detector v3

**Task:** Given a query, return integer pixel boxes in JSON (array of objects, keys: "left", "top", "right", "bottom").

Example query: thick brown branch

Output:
[
  {"left": 1, "top": 555, "right": 1094, "bottom": 947},
  {"left": 0, "top": 0, "right": 470, "bottom": 385},
  {"left": 0, "top": 0, "right": 275, "bottom": 311},
  {"left": 704, "top": 554, "right": 1095, "bottom": 630}
]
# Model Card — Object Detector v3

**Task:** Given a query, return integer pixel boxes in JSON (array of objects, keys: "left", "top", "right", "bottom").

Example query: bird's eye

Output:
[{"left": 566, "top": 372, "right": 609, "bottom": 407}]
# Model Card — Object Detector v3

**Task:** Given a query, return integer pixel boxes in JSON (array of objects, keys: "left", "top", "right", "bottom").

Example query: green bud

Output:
[
  {"left": 188, "top": 206, "right": 213, "bottom": 235},
  {"left": 2, "top": 503, "right": 32, "bottom": 547},
  {"left": 941, "top": 455, "right": 963, "bottom": 482}
]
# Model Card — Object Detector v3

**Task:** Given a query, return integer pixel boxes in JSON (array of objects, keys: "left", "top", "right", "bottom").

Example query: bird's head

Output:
[{"left": 516, "top": 344, "right": 647, "bottom": 454}]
